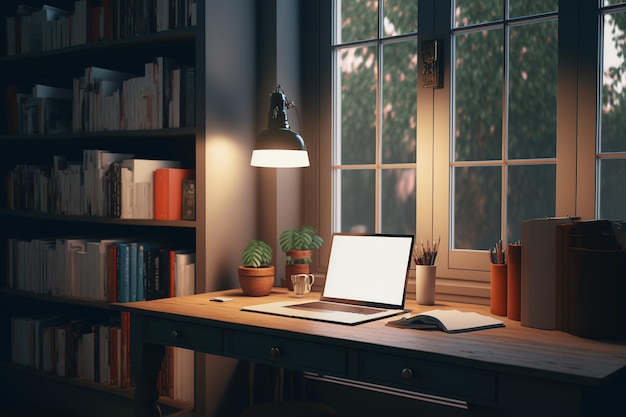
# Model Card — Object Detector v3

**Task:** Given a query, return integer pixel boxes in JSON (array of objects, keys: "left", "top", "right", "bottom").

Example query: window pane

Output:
[
  {"left": 601, "top": 12, "right": 626, "bottom": 153},
  {"left": 338, "top": 45, "right": 377, "bottom": 165},
  {"left": 508, "top": 20, "right": 558, "bottom": 159},
  {"left": 381, "top": 168, "right": 416, "bottom": 234},
  {"left": 454, "top": 0, "right": 502, "bottom": 28},
  {"left": 384, "top": 0, "right": 417, "bottom": 36},
  {"left": 453, "top": 166, "right": 501, "bottom": 250},
  {"left": 382, "top": 40, "right": 418, "bottom": 164},
  {"left": 603, "top": 0, "right": 626, "bottom": 6},
  {"left": 599, "top": 159, "right": 626, "bottom": 219},
  {"left": 340, "top": 169, "right": 375, "bottom": 233},
  {"left": 509, "top": 0, "right": 558, "bottom": 19},
  {"left": 454, "top": 28, "right": 503, "bottom": 161},
  {"left": 339, "top": 0, "right": 378, "bottom": 43},
  {"left": 507, "top": 164, "right": 556, "bottom": 243}
]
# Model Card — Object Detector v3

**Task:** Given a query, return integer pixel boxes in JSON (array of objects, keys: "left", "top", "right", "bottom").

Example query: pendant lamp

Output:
[{"left": 251, "top": 85, "right": 310, "bottom": 168}]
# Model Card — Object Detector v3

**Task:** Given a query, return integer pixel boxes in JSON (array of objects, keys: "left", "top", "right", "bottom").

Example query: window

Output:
[
  {"left": 449, "top": 1, "right": 558, "bottom": 276},
  {"left": 313, "top": 0, "right": 626, "bottom": 303},
  {"left": 332, "top": 0, "right": 418, "bottom": 235},
  {"left": 599, "top": 1, "right": 626, "bottom": 219}
]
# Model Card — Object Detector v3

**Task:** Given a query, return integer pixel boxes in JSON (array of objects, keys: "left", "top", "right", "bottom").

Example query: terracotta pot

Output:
[
  {"left": 284, "top": 250, "right": 312, "bottom": 290},
  {"left": 238, "top": 265, "right": 275, "bottom": 296}
]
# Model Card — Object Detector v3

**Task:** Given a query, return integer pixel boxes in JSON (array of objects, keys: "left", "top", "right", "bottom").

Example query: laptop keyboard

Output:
[{"left": 288, "top": 301, "right": 383, "bottom": 315}]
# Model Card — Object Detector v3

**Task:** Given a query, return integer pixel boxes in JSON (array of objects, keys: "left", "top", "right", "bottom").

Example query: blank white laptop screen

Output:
[
  {"left": 241, "top": 233, "right": 415, "bottom": 325},
  {"left": 320, "top": 234, "right": 412, "bottom": 307}
]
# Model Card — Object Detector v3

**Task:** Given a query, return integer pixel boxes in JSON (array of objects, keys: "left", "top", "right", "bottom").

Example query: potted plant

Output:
[
  {"left": 279, "top": 225, "right": 324, "bottom": 289},
  {"left": 238, "top": 240, "right": 275, "bottom": 296}
]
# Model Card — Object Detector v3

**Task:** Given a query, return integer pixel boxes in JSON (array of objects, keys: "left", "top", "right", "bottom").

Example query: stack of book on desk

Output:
[{"left": 521, "top": 217, "right": 626, "bottom": 339}]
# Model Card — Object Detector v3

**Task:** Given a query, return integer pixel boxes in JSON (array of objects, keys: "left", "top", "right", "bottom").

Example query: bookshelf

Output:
[{"left": 0, "top": 1, "right": 257, "bottom": 416}]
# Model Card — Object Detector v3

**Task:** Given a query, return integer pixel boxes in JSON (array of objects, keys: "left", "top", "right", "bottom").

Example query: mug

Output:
[{"left": 291, "top": 273, "right": 315, "bottom": 297}]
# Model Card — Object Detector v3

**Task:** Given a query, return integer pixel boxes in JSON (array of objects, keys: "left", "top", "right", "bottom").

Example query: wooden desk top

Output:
[{"left": 117, "top": 288, "right": 626, "bottom": 388}]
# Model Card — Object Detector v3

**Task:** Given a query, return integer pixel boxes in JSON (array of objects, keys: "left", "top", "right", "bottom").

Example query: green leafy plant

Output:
[
  {"left": 241, "top": 240, "right": 272, "bottom": 268},
  {"left": 279, "top": 225, "right": 324, "bottom": 264}
]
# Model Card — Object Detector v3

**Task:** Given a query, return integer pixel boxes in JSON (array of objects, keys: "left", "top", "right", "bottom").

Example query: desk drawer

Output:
[
  {"left": 146, "top": 318, "right": 222, "bottom": 353},
  {"left": 359, "top": 352, "right": 496, "bottom": 402},
  {"left": 226, "top": 331, "right": 347, "bottom": 375}
]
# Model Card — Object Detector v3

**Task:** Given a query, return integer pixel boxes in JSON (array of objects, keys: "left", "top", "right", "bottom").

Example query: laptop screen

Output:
[{"left": 321, "top": 234, "right": 414, "bottom": 308}]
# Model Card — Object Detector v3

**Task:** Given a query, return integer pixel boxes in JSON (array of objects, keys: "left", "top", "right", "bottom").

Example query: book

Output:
[
  {"left": 116, "top": 242, "right": 130, "bottom": 302},
  {"left": 6, "top": 84, "right": 31, "bottom": 134},
  {"left": 120, "top": 158, "right": 181, "bottom": 219},
  {"left": 32, "top": 83, "right": 72, "bottom": 100},
  {"left": 30, "top": 5, "right": 72, "bottom": 53},
  {"left": 181, "top": 66, "right": 195, "bottom": 127},
  {"left": 129, "top": 242, "right": 138, "bottom": 302},
  {"left": 181, "top": 178, "right": 196, "bottom": 220},
  {"left": 143, "top": 243, "right": 163, "bottom": 300},
  {"left": 105, "top": 242, "right": 118, "bottom": 302},
  {"left": 153, "top": 168, "right": 195, "bottom": 220},
  {"left": 386, "top": 309, "right": 504, "bottom": 333},
  {"left": 520, "top": 217, "right": 576, "bottom": 330}
]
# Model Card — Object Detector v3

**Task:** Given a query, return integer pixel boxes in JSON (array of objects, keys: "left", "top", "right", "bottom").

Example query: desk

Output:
[{"left": 115, "top": 288, "right": 626, "bottom": 417}]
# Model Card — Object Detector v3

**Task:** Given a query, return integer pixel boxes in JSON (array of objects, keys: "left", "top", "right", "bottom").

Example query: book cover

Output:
[
  {"left": 136, "top": 242, "right": 145, "bottom": 301},
  {"left": 105, "top": 242, "right": 117, "bottom": 303},
  {"left": 32, "top": 83, "right": 72, "bottom": 100},
  {"left": 153, "top": 168, "right": 195, "bottom": 220},
  {"left": 175, "top": 251, "right": 196, "bottom": 297},
  {"left": 129, "top": 242, "right": 138, "bottom": 302},
  {"left": 116, "top": 242, "right": 130, "bottom": 303},
  {"left": 158, "top": 247, "right": 172, "bottom": 299},
  {"left": 109, "top": 325, "right": 120, "bottom": 386},
  {"left": 170, "top": 249, "right": 194, "bottom": 297},
  {"left": 6, "top": 84, "right": 31, "bottom": 134},
  {"left": 143, "top": 243, "right": 161, "bottom": 300},
  {"left": 181, "top": 66, "right": 195, "bottom": 127},
  {"left": 520, "top": 217, "right": 575, "bottom": 330},
  {"left": 181, "top": 178, "right": 196, "bottom": 220},
  {"left": 386, "top": 309, "right": 504, "bottom": 333}
]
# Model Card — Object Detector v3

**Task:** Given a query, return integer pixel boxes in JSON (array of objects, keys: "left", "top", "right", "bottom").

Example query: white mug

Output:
[{"left": 291, "top": 273, "right": 315, "bottom": 297}]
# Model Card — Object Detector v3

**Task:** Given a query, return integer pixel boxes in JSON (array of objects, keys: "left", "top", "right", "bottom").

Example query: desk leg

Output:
[{"left": 130, "top": 315, "right": 165, "bottom": 417}]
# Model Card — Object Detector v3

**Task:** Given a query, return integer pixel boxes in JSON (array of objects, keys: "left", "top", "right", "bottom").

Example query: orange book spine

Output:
[
  {"left": 153, "top": 168, "right": 169, "bottom": 220},
  {"left": 154, "top": 168, "right": 195, "bottom": 220}
]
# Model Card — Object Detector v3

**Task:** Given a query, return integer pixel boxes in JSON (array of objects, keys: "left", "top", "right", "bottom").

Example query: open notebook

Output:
[{"left": 242, "top": 233, "right": 414, "bottom": 325}]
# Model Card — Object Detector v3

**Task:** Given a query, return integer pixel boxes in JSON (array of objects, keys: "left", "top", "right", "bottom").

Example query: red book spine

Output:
[
  {"left": 120, "top": 311, "right": 131, "bottom": 388},
  {"left": 106, "top": 243, "right": 117, "bottom": 303},
  {"left": 109, "top": 326, "right": 119, "bottom": 386}
]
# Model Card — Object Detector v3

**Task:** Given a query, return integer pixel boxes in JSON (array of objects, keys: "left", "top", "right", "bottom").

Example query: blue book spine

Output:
[
  {"left": 137, "top": 243, "right": 145, "bottom": 301},
  {"left": 129, "top": 242, "right": 138, "bottom": 302},
  {"left": 116, "top": 243, "right": 130, "bottom": 303}
]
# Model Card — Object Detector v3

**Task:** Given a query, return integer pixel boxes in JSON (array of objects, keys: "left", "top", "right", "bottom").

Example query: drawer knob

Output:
[
  {"left": 170, "top": 330, "right": 179, "bottom": 340},
  {"left": 270, "top": 347, "right": 281, "bottom": 357},
  {"left": 401, "top": 368, "right": 413, "bottom": 379}
]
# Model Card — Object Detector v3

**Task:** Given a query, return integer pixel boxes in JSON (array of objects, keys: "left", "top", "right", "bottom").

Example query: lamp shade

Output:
[{"left": 251, "top": 86, "right": 310, "bottom": 168}]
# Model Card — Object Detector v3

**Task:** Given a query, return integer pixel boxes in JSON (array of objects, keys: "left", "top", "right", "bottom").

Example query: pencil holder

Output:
[
  {"left": 415, "top": 265, "right": 436, "bottom": 305},
  {"left": 490, "top": 263, "right": 507, "bottom": 316},
  {"left": 506, "top": 244, "right": 521, "bottom": 321}
]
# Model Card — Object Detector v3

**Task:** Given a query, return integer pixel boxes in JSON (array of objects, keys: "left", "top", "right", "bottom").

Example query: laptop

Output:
[{"left": 241, "top": 233, "right": 414, "bottom": 325}]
